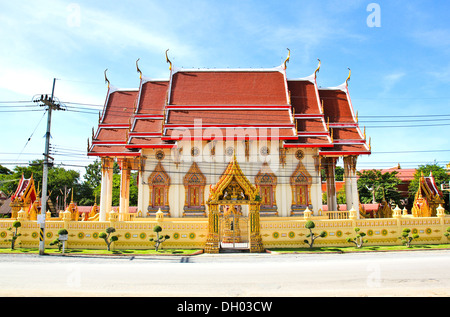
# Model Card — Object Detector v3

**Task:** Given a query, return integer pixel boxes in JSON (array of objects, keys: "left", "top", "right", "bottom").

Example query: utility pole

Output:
[{"left": 34, "top": 78, "right": 64, "bottom": 255}]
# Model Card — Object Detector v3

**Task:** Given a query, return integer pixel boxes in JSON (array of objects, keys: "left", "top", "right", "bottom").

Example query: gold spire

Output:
[
  {"left": 314, "top": 58, "right": 321, "bottom": 79},
  {"left": 283, "top": 48, "right": 290, "bottom": 69},
  {"left": 345, "top": 67, "right": 351, "bottom": 86},
  {"left": 165, "top": 49, "right": 172, "bottom": 71},
  {"left": 104, "top": 69, "right": 110, "bottom": 88},
  {"left": 136, "top": 58, "right": 142, "bottom": 79}
]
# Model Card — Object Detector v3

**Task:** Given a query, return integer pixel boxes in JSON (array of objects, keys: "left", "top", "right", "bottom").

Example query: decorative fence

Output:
[{"left": 0, "top": 208, "right": 449, "bottom": 251}]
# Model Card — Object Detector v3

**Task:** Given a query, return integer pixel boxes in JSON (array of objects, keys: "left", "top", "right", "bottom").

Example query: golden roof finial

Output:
[
  {"left": 283, "top": 48, "right": 290, "bottom": 69},
  {"left": 165, "top": 49, "right": 172, "bottom": 71},
  {"left": 345, "top": 67, "right": 351, "bottom": 86},
  {"left": 314, "top": 58, "right": 321, "bottom": 79},
  {"left": 104, "top": 69, "right": 110, "bottom": 88},
  {"left": 136, "top": 58, "right": 142, "bottom": 79}
]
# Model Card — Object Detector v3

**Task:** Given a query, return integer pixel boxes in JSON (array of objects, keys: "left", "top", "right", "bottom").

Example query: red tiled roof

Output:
[
  {"left": 169, "top": 70, "right": 288, "bottom": 105},
  {"left": 380, "top": 167, "right": 416, "bottom": 181},
  {"left": 135, "top": 80, "right": 168, "bottom": 115},
  {"left": 320, "top": 89, "right": 355, "bottom": 124},
  {"left": 318, "top": 86, "right": 370, "bottom": 155},
  {"left": 284, "top": 78, "right": 332, "bottom": 148},
  {"left": 289, "top": 80, "right": 321, "bottom": 115},
  {"left": 88, "top": 63, "right": 370, "bottom": 156},
  {"left": 100, "top": 90, "right": 138, "bottom": 124}
]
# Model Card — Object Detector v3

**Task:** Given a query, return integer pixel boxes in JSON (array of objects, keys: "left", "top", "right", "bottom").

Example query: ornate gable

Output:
[
  {"left": 148, "top": 162, "right": 170, "bottom": 185},
  {"left": 290, "top": 161, "right": 312, "bottom": 185},
  {"left": 208, "top": 155, "right": 258, "bottom": 203},
  {"left": 184, "top": 162, "right": 206, "bottom": 186}
]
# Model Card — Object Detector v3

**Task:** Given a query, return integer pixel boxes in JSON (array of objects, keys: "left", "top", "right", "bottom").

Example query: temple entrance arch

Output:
[
  {"left": 219, "top": 205, "right": 249, "bottom": 250},
  {"left": 205, "top": 154, "right": 264, "bottom": 253}
]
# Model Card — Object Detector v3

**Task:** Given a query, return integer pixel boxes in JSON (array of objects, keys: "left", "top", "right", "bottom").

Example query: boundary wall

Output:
[{"left": 1, "top": 211, "right": 449, "bottom": 251}]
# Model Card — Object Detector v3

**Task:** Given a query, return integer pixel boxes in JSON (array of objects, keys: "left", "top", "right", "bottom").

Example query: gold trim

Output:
[
  {"left": 104, "top": 69, "right": 110, "bottom": 88},
  {"left": 283, "top": 48, "right": 290, "bottom": 70},
  {"left": 346, "top": 67, "right": 351, "bottom": 86},
  {"left": 314, "top": 58, "right": 321, "bottom": 79},
  {"left": 136, "top": 58, "right": 142, "bottom": 79},
  {"left": 165, "top": 49, "right": 172, "bottom": 71}
]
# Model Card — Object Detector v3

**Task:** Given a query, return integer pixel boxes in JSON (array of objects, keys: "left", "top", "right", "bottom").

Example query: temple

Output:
[
  {"left": 87, "top": 51, "right": 371, "bottom": 238},
  {"left": 412, "top": 172, "right": 445, "bottom": 217}
]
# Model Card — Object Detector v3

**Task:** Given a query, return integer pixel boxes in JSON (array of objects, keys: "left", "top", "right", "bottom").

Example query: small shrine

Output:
[{"left": 412, "top": 172, "right": 445, "bottom": 217}]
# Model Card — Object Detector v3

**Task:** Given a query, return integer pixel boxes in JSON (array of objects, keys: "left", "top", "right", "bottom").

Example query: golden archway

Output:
[{"left": 205, "top": 155, "right": 264, "bottom": 253}]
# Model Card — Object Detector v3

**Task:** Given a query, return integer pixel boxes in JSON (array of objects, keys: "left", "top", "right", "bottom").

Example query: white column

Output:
[
  {"left": 325, "top": 157, "right": 337, "bottom": 211},
  {"left": 344, "top": 155, "right": 359, "bottom": 216},
  {"left": 344, "top": 156, "right": 353, "bottom": 211},
  {"left": 137, "top": 157, "right": 145, "bottom": 217},
  {"left": 99, "top": 157, "right": 114, "bottom": 221},
  {"left": 119, "top": 158, "right": 131, "bottom": 217},
  {"left": 350, "top": 157, "right": 360, "bottom": 218}
]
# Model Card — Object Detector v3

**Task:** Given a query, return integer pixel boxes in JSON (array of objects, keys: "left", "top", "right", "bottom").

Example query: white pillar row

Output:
[{"left": 99, "top": 157, "right": 114, "bottom": 221}]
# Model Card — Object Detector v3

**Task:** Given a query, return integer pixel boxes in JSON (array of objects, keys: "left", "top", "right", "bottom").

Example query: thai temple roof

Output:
[{"left": 88, "top": 51, "right": 370, "bottom": 158}]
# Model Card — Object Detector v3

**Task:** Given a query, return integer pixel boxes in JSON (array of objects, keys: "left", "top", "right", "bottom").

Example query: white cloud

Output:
[{"left": 381, "top": 71, "right": 405, "bottom": 94}]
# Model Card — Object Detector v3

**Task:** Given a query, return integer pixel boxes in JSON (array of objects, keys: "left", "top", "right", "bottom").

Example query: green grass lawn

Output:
[
  {"left": 268, "top": 244, "right": 450, "bottom": 253},
  {"left": 1, "top": 244, "right": 449, "bottom": 255},
  {"left": 0, "top": 247, "right": 203, "bottom": 256}
]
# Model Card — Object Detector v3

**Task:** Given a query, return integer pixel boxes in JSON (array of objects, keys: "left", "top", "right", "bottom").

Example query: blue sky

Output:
[{"left": 0, "top": 0, "right": 449, "bottom": 177}]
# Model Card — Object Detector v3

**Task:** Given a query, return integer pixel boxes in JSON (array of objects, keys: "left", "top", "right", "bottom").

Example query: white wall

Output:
[{"left": 139, "top": 141, "right": 323, "bottom": 217}]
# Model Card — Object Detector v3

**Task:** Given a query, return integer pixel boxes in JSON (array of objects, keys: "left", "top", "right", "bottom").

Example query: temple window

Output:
[
  {"left": 147, "top": 162, "right": 170, "bottom": 216},
  {"left": 290, "top": 161, "right": 312, "bottom": 216},
  {"left": 255, "top": 162, "right": 277, "bottom": 216},
  {"left": 183, "top": 162, "right": 207, "bottom": 217}
]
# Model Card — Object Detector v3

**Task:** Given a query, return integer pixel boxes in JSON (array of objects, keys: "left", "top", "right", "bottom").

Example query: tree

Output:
[
  {"left": 357, "top": 169, "right": 402, "bottom": 205},
  {"left": 398, "top": 228, "right": 419, "bottom": 248},
  {"left": 149, "top": 225, "right": 170, "bottom": 251},
  {"left": 444, "top": 227, "right": 450, "bottom": 242},
  {"left": 83, "top": 159, "right": 138, "bottom": 206},
  {"left": 0, "top": 160, "right": 81, "bottom": 209},
  {"left": 99, "top": 227, "right": 118, "bottom": 251},
  {"left": 303, "top": 220, "right": 326, "bottom": 248},
  {"left": 0, "top": 165, "right": 11, "bottom": 175},
  {"left": 6, "top": 221, "right": 21, "bottom": 250},
  {"left": 346, "top": 227, "right": 368, "bottom": 248},
  {"left": 321, "top": 166, "right": 344, "bottom": 182}
]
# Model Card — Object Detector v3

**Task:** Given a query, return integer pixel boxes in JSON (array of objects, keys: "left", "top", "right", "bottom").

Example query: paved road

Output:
[{"left": 0, "top": 250, "right": 448, "bottom": 297}]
